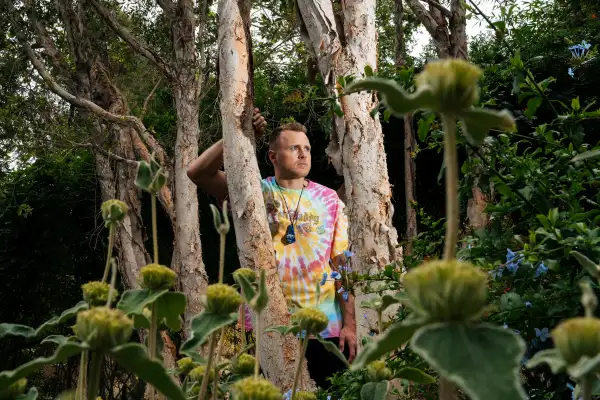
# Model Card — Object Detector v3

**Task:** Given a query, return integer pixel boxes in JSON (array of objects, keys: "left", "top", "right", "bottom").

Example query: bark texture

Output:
[
  {"left": 296, "top": 0, "right": 401, "bottom": 341},
  {"left": 217, "top": 0, "right": 312, "bottom": 389}
]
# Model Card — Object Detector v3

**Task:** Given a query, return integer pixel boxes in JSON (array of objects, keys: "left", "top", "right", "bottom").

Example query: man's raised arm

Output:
[{"left": 186, "top": 108, "right": 267, "bottom": 201}]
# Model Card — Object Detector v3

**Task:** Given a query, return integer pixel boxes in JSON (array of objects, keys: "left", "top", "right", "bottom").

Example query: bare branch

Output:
[
  {"left": 424, "top": 0, "right": 451, "bottom": 18},
  {"left": 405, "top": 0, "right": 439, "bottom": 38},
  {"left": 71, "top": 141, "right": 140, "bottom": 166},
  {"left": 140, "top": 78, "right": 162, "bottom": 120},
  {"left": 86, "top": 0, "right": 175, "bottom": 79},
  {"left": 155, "top": 0, "right": 176, "bottom": 16}
]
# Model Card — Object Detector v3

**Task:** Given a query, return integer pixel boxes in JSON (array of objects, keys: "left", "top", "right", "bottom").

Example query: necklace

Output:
[{"left": 275, "top": 179, "right": 305, "bottom": 245}]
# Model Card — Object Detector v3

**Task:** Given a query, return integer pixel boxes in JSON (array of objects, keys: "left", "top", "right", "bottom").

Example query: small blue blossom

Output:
[
  {"left": 327, "top": 397, "right": 332, "bottom": 400},
  {"left": 535, "top": 327, "right": 550, "bottom": 342},
  {"left": 337, "top": 287, "right": 345, "bottom": 294},
  {"left": 514, "top": 329, "right": 521, "bottom": 335},
  {"left": 339, "top": 265, "right": 352, "bottom": 272},
  {"left": 320, "top": 272, "right": 328, "bottom": 286},
  {"left": 506, "top": 249, "right": 522, "bottom": 273},
  {"left": 582, "top": 40, "right": 591, "bottom": 50},
  {"left": 343, "top": 250, "right": 354, "bottom": 258},
  {"left": 567, "top": 383, "right": 577, "bottom": 400},
  {"left": 535, "top": 262, "right": 548, "bottom": 277},
  {"left": 503, "top": 323, "right": 509, "bottom": 329},
  {"left": 525, "top": 301, "right": 532, "bottom": 308},
  {"left": 330, "top": 271, "right": 342, "bottom": 280},
  {"left": 568, "top": 67, "right": 575, "bottom": 78},
  {"left": 489, "top": 268, "right": 504, "bottom": 279},
  {"left": 342, "top": 292, "right": 349, "bottom": 301}
]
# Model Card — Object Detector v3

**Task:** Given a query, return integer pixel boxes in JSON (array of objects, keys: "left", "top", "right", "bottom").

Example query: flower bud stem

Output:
[
  {"left": 199, "top": 333, "right": 218, "bottom": 400},
  {"left": 106, "top": 259, "right": 117, "bottom": 308},
  {"left": 151, "top": 194, "right": 158, "bottom": 264},
  {"left": 240, "top": 292, "right": 247, "bottom": 350},
  {"left": 442, "top": 114, "right": 459, "bottom": 261},
  {"left": 377, "top": 311, "right": 383, "bottom": 335},
  {"left": 76, "top": 351, "right": 88, "bottom": 400},
  {"left": 218, "top": 232, "right": 226, "bottom": 284},
  {"left": 441, "top": 114, "right": 458, "bottom": 400},
  {"left": 582, "top": 376, "right": 593, "bottom": 400},
  {"left": 86, "top": 351, "right": 103, "bottom": 400},
  {"left": 212, "top": 328, "right": 226, "bottom": 400},
  {"left": 102, "top": 224, "right": 116, "bottom": 283},
  {"left": 254, "top": 313, "right": 262, "bottom": 378},
  {"left": 148, "top": 302, "right": 158, "bottom": 400},
  {"left": 290, "top": 337, "right": 309, "bottom": 400}
]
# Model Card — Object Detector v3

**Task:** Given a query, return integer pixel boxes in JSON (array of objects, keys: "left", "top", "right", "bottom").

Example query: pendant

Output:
[{"left": 285, "top": 224, "right": 296, "bottom": 245}]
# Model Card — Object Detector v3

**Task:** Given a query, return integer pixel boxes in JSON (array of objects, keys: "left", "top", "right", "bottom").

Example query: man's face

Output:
[{"left": 269, "top": 130, "right": 311, "bottom": 179}]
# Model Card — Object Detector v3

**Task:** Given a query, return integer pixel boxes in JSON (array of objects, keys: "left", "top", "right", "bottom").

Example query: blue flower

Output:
[
  {"left": 343, "top": 250, "right": 354, "bottom": 258},
  {"left": 535, "top": 327, "right": 550, "bottom": 342},
  {"left": 283, "top": 390, "right": 292, "bottom": 400},
  {"left": 582, "top": 40, "right": 591, "bottom": 50},
  {"left": 342, "top": 292, "right": 349, "bottom": 301},
  {"left": 506, "top": 249, "right": 522, "bottom": 274},
  {"left": 489, "top": 268, "right": 504, "bottom": 279},
  {"left": 568, "top": 67, "right": 575, "bottom": 78},
  {"left": 320, "top": 272, "right": 328, "bottom": 286},
  {"left": 327, "top": 397, "right": 332, "bottom": 400},
  {"left": 525, "top": 301, "right": 532, "bottom": 308},
  {"left": 330, "top": 271, "right": 342, "bottom": 280},
  {"left": 535, "top": 262, "right": 548, "bottom": 277},
  {"left": 567, "top": 383, "right": 576, "bottom": 400},
  {"left": 503, "top": 323, "right": 509, "bottom": 329}
]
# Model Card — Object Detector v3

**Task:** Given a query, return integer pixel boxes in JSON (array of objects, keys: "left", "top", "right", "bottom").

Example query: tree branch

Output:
[
  {"left": 71, "top": 141, "right": 140, "bottom": 166},
  {"left": 405, "top": 0, "right": 439, "bottom": 38},
  {"left": 424, "top": 0, "right": 451, "bottom": 18},
  {"left": 140, "top": 78, "right": 162, "bottom": 120},
  {"left": 86, "top": 0, "right": 175, "bottom": 79},
  {"left": 155, "top": 0, "right": 176, "bottom": 17}
]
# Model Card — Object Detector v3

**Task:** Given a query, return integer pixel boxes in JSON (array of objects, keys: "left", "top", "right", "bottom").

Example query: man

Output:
[{"left": 186, "top": 109, "right": 357, "bottom": 389}]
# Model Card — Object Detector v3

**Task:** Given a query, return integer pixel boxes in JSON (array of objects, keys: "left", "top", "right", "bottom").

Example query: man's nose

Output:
[{"left": 298, "top": 150, "right": 306, "bottom": 159}]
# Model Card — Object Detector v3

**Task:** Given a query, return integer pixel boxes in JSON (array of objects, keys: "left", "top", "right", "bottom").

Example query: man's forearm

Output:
[
  {"left": 340, "top": 293, "right": 356, "bottom": 329},
  {"left": 186, "top": 139, "right": 224, "bottom": 184}
]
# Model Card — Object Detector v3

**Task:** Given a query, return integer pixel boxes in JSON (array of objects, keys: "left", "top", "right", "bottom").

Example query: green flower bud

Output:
[
  {"left": 140, "top": 264, "right": 177, "bottom": 290},
  {"left": 415, "top": 59, "right": 483, "bottom": 114},
  {"left": 552, "top": 317, "right": 600, "bottom": 365},
  {"left": 0, "top": 378, "right": 27, "bottom": 399},
  {"left": 231, "top": 377, "right": 282, "bottom": 400},
  {"left": 177, "top": 357, "right": 196, "bottom": 375},
  {"left": 75, "top": 307, "right": 133, "bottom": 349},
  {"left": 295, "top": 392, "right": 317, "bottom": 400},
  {"left": 101, "top": 199, "right": 129, "bottom": 228},
  {"left": 56, "top": 390, "right": 76, "bottom": 400},
  {"left": 291, "top": 308, "right": 328, "bottom": 335},
  {"left": 82, "top": 281, "right": 118, "bottom": 307},
  {"left": 234, "top": 353, "right": 256, "bottom": 376},
  {"left": 189, "top": 365, "right": 214, "bottom": 383},
  {"left": 402, "top": 260, "right": 487, "bottom": 322},
  {"left": 233, "top": 268, "right": 257, "bottom": 284},
  {"left": 366, "top": 360, "right": 392, "bottom": 382},
  {"left": 205, "top": 284, "right": 242, "bottom": 315}
]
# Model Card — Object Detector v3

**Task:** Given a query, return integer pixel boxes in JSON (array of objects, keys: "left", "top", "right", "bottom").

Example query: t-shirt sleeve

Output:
[{"left": 331, "top": 198, "right": 349, "bottom": 259}]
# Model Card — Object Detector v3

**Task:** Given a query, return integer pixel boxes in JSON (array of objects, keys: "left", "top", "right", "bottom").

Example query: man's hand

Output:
[
  {"left": 253, "top": 108, "right": 267, "bottom": 136},
  {"left": 339, "top": 324, "right": 357, "bottom": 363}
]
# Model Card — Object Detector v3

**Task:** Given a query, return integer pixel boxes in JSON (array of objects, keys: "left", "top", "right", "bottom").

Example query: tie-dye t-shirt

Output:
[{"left": 261, "top": 176, "right": 349, "bottom": 338}]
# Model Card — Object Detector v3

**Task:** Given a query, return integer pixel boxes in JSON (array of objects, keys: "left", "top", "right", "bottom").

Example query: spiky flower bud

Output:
[
  {"left": 292, "top": 308, "right": 328, "bottom": 335},
  {"left": 294, "top": 392, "right": 317, "bottom": 400},
  {"left": 233, "top": 268, "right": 257, "bottom": 284},
  {"left": 82, "top": 281, "right": 118, "bottom": 307},
  {"left": 177, "top": 357, "right": 196, "bottom": 375},
  {"left": 402, "top": 260, "right": 487, "bottom": 322},
  {"left": 189, "top": 366, "right": 214, "bottom": 383},
  {"left": 366, "top": 360, "right": 392, "bottom": 382},
  {"left": 101, "top": 200, "right": 129, "bottom": 228},
  {"left": 0, "top": 378, "right": 27, "bottom": 399},
  {"left": 140, "top": 264, "right": 176, "bottom": 290},
  {"left": 75, "top": 307, "right": 133, "bottom": 349},
  {"left": 231, "top": 377, "right": 282, "bottom": 400},
  {"left": 415, "top": 59, "right": 483, "bottom": 114},
  {"left": 233, "top": 353, "right": 256, "bottom": 376},
  {"left": 205, "top": 284, "right": 242, "bottom": 315},
  {"left": 552, "top": 317, "right": 600, "bottom": 365}
]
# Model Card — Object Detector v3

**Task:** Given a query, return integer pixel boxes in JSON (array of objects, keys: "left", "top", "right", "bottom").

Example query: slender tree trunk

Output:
[
  {"left": 395, "top": 0, "right": 418, "bottom": 256},
  {"left": 296, "top": 0, "right": 401, "bottom": 342},
  {"left": 218, "top": 0, "right": 312, "bottom": 389},
  {"left": 169, "top": 0, "right": 209, "bottom": 327}
]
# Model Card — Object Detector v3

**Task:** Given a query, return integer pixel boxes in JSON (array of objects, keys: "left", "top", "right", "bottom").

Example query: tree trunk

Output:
[
  {"left": 217, "top": 0, "right": 312, "bottom": 390},
  {"left": 170, "top": 0, "right": 209, "bottom": 328},
  {"left": 296, "top": 0, "right": 401, "bottom": 342},
  {"left": 395, "top": 0, "right": 418, "bottom": 256}
]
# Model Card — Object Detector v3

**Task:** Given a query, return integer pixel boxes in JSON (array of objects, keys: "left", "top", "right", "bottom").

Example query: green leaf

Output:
[
  {"left": 568, "top": 354, "right": 600, "bottom": 379},
  {"left": 383, "top": 109, "right": 391, "bottom": 122},
  {"left": 253, "top": 269, "right": 269, "bottom": 313},
  {"left": 411, "top": 323, "right": 527, "bottom": 400},
  {"left": 337, "top": 75, "right": 347, "bottom": 87},
  {"left": 351, "top": 319, "right": 424, "bottom": 370},
  {"left": 345, "top": 78, "right": 435, "bottom": 116},
  {"left": 316, "top": 335, "right": 349, "bottom": 366},
  {"left": 525, "top": 348, "right": 566, "bottom": 374},
  {"left": 111, "top": 343, "right": 186, "bottom": 400},
  {"left": 364, "top": 65, "right": 374, "bottom": 77},
  {"left": 460, "top": 108, "right": 516, "bottom": 144},
  {"left": 264, "top": 325, "right": 300, "bottom": 336},
  {"left": 117, "top": 288, "right": 169, "bottom": 316},
  {"left": 17, "top": 387, "right": 39, "bottom": 400},
  {"left": 333, "top": 102, "right": 344, "bottom": 117},
  {"left": 0, "top": 341, "right": 88, "bottom": 391},
  {"left": 571, "top": 251, "right": 600, "bottom": 278},
  {"left": 360, "top": 381, "right": 389, "bottom": 400},
  {"left": 417, "top": 113, "right": 435, "bottom": 142},
  {"left": 524, "top": 97, "right": 543, "bottom": 119},
  {"left": 493, "top": 20, "right": 506, "bottom": 33},
  {"left": 41, "top": 335, "right": 77, "bottom": 346},
  {"left": 393, "top": 367, "right": 436, "bottom": 384},
  {"left": 154, "top": 292, "right": 186, "bottom": 332},
  {"left": 135, "top": 161, "right": 153, "bottom": 192},
  {"left": 234, "top": 273, "right": 256, "bottom": 304},
  {"left": 180, "top": 311, "right": 238, "bottom": 355},
  {"left": 572, "top": 149, "right": 600, "bottom": 162},
  {"left": 0, "top": 301, "right": 88, "bottom": 341},
  {"left": 381, "top": 293, "right": 405, "bottom": 312},
  {"left": 572, "top": 96, "right": 581, "bottom": 112}
]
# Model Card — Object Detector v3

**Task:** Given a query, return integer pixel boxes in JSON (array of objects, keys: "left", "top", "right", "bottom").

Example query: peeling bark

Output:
[{"left": 218, "top": 0, "right": 312, "bottom": 389}]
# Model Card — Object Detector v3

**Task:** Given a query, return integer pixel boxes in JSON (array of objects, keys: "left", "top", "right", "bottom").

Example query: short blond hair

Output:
[{"left": 268, "top": 122, "right": 307, "bottom": 150}]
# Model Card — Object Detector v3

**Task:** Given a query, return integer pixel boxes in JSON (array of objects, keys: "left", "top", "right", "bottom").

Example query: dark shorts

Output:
[{"left": 305, "top": 337, "right": 350, "bottom": 390}]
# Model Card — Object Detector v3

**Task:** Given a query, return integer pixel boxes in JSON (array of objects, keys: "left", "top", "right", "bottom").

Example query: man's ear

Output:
[{"left": 268, "top": 150, "right": 277, "bottom": 165}]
